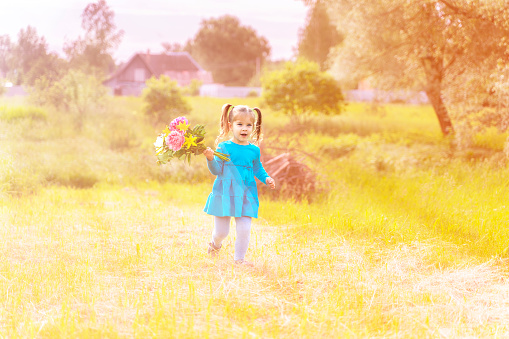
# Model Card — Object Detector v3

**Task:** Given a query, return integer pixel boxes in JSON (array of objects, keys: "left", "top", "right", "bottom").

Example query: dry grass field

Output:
[{"left": 1, "top": 96, "right": 509, "bottom": 337}]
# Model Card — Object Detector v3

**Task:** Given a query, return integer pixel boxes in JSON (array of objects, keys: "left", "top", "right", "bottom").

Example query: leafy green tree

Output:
[
  {"left": 28, "top": 70, "right": 107, "bottom": 130},
  {"left": 24, "top": 52, "right": 68, "bottom": 86},
  {"left": 64, "top": 0, "right": 123, "bottom": 75},
  {"left": 298, "top": 0, "right": 343, "bottom": 70},
  {"left": 326, "top": 0, "right": 509, "bottom": 136},
  {"left": 261, "top": 59, "right": 345, "bottom": 122},
  {"left": 142, "top": 75, "right": 191, "bottom": 125},
  {"left": 10, "top": 26, "right": 56, "bottom": 85},
  {"left": 186, "top": 15, "right": 270, "bottom": 86},
  {"left": 59, "top": 70, "right": 107, "bottom": 130},
  {"left": 4, "top": 28, "right": 66, "bottom": 86},
  {"left": 0, "top": 35, "right": 12, "bottom": 79},
  {"left": 161, "top": 42, "right": 184, "bottom": 53},
  {"left": 247, "top": 59, "right": 287, "bottom": 87}
]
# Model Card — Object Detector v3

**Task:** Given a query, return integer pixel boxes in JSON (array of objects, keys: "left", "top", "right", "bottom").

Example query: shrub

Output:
[
  {"left": 142, "top": 75, "right": 191, "bottom": 125},
  {"left": 246, "top": 89, "right": 259, "bottom": 97},
  {"left": 28, "top": 76, "right": 65, "bottom": 108},
  {"left": 28, "top": 70, "right": 107, "bottom": 130},
  {"left": 182, "top": 79, "right": 203, "bottom": 96},
  {"left": 0, "top": 157, "right": 40, "bottom": 197},
  {"left": 261, "top": 59, "right": 345, "bottom": 122},
  {"left": 45, "top": 168, "right": 99, "bottom": 188},
  {"left": 107, "top": 129, "right": 139, "bottom": 151}
]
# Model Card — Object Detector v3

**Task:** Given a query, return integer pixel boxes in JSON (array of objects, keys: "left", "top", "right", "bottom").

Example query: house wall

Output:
[
  {"left": 3, "top": 85, "right": 27, "bottom": 97},
  {"left": 115, "top": 82, "right": 146, "bottom": 96},
  {"left": 346, "top": 89, "right": 429, "bottom": 104},
  {"left": 103, "top": 55, "right": 152, "bottom": 96},
  {"left": 163, "top": 70, "right": 213, "bottom": 86},
  {"left": 118, "top": 56, "right": 151, "bottom": 82},
  {"left": 164, "top": 70, "right": 190, "bottom": 86},
  {"left": 200, "top": 84, "right": 261, "bottom": 98}
]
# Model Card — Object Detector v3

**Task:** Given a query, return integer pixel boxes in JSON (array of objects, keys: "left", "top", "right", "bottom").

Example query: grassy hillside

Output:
[{"left": 1, "top": 95, "right": 509, "bottom": 337}]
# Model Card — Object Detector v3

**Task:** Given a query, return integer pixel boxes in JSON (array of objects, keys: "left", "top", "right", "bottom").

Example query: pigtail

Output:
[
  {"left": 216, "top": 103, "right": 233, "bottom": 147},
  {"left": 252, "top": 107, "right": 263, "bottom": 145}
]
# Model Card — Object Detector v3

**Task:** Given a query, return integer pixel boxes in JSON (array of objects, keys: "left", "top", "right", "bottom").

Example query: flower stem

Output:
[{"left": 213, "top": 151, "right": 230, "bottom": 161}]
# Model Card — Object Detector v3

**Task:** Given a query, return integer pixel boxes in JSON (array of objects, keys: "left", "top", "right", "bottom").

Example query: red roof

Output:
[
  {"left": 106, "top": 52, "right": 204, "bottom": 81},
  {"left": 143, "top": 52, "right": 202, "bottom": 74}
]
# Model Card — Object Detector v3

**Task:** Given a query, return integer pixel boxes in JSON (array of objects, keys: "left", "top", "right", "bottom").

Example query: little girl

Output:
[{"left": 203, "top": 104, "right": 276, "bottom": 264}]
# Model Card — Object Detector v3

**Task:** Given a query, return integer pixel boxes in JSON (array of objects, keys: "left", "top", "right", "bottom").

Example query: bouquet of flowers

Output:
[{"left": 154, "top": 116, "right": 230, "bottom": 165}]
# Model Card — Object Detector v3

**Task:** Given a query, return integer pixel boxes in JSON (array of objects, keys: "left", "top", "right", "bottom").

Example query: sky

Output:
[{"left": 0, "top": 0, "right": 309, "bottom": 64}]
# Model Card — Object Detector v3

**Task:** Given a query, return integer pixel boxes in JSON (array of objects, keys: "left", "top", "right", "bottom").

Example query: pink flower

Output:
[
  {"left": 169, "top": 116, "right": 189, "bottom": 133},
  {"left": 165, "top": 131, "right": 185, "bottom": 151}
]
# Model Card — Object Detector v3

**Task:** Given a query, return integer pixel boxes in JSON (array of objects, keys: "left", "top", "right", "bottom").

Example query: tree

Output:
[
  {"left": 142, "top": 75, "right": 191, "bottom": 125},
  {"left": 161, "top": 42, "right": 184, "bottom": 53},
  {"left": 297, "top": 0, "right": 343, "bottom": 70},
  {"left": 10, "top": 26, "right": 51, "bottom": 85},
  {"left": 326, "top": 0, "right": 509, "bottom": 136},
  {"left": 24, "top": 52, "right": 68, "bottom": 86},
  {"left": 0, "top": 35, "right": 12, "bottom": 79},
  {"left": 64, "top": 0, "right": 123, "bottom": 75},
  {"left": 6, "top": 27, "right": 67, "bottom": 86},
  {"left": 28, "top": 69, "right": 107, "bottom": 130},
  {"left": 0, "top": 80, "right": 5, "bottom": 96},
  {"left": 186, "top": 15, "right": 270, "bottom": 86},
  {"left": 261, "top": 59, "right": 345, "bottom": 122}
]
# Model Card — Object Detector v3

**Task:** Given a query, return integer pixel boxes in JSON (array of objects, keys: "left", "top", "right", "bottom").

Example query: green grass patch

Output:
[
  {"left": 0, "top": 105, "right": 48, "bottom": 122},
  {"left": 473, "top": 127, "right": 508, "bottom": 151}
]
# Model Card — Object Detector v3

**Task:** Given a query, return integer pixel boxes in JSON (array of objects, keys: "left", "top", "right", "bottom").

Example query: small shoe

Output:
[
  {"left": 234, "top": 259, "right": 253, "bottom": 266},
  {"left": 208, "top": 242, "right": 221, "bottom": 256}
]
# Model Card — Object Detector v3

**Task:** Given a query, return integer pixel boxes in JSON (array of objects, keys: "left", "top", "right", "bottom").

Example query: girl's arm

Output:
[
  {"left": 266, "top": 177, "right": 276, "bottom": 189},
  {"left": 253, "top": 148, "right": 270, "bottom": 184},
  {"left": 205, "top": 145, "right": 225, "bottom": 175}
]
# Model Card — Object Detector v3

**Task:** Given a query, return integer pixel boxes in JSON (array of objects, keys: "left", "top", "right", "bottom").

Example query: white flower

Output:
[{"left": 154, "top": 135, "right": 165, "bottom": 148}]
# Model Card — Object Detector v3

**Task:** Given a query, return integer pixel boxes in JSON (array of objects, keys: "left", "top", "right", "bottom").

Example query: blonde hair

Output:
[{"left": 215, "top": 103, "right": 263, "bottom": 147}]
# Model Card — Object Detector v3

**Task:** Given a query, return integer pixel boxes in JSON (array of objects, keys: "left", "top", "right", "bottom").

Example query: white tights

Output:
[{"left": 212, "top": 216, "right": 252, "bottom": 261}]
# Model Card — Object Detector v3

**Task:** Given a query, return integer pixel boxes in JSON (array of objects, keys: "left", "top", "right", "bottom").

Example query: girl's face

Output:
[{"left": 229, "top": 114, "right": 254, "bottom": 145}]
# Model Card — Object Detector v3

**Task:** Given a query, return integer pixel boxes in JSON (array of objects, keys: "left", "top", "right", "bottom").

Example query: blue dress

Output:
[{"left": 204, "top": 140, "right": 269, "bottom": 218}]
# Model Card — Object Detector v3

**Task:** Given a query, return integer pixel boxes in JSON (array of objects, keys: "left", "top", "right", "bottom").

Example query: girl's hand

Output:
[
  {"left": 266, "top": 177, "right": 276, "bottom": 189},
  {"left": 203, "top": 147, "right": 214, "bottom": 161}
]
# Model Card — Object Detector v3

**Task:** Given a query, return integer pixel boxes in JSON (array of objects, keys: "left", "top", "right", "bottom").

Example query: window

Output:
[{"left": 134, "top": 68, "right": 146, "bottom": 82}]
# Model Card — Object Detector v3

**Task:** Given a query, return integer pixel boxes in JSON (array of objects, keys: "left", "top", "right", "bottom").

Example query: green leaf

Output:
[
  {"left": 174, "top": 149, "right": 186, "bottom": 158},
  {"left": 156, "top": 149, "right": 172, "bottom": 164}
]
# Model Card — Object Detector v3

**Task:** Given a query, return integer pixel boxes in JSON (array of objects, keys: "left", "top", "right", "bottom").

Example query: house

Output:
[
  {"left": 345, "top": 77, "right": 429, "bottom": 104},
  {"left": 199, "top": 83, "right": 262, "bottom": 98},
  {"left": 104, "top": 51, "right": 213, "bottom": 96}
]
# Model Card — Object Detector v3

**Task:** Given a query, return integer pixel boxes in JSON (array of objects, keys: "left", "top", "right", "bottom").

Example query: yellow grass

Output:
[
  {"left": 1, "top": 183, "right": 509, "bottom": 337},
  {"left": 2, "top": 95, "right": 509, "bottom": 337}
]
